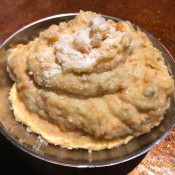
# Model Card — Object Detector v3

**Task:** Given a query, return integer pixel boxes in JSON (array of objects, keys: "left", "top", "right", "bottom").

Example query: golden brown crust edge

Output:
[{"left": 10, "top": 84, "right": 134, "bottom": 151}]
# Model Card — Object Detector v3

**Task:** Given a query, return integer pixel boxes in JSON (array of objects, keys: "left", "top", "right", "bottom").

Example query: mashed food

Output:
[{"left": 7, "top": 11, "right": 174, "bottom": 150}]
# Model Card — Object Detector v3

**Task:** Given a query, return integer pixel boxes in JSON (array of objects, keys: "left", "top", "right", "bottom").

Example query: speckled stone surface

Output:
[{"left": 0, "top": 0, "right": 174, "bottom": 174}]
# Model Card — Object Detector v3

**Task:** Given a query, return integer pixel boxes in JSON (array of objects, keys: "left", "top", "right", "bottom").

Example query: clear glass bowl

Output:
[{"left": 0, "top": 14, "right": 174, "bottom": 167}]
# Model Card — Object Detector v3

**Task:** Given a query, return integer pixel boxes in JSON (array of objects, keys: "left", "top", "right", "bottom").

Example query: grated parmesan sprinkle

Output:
[{"left": 53, "top": 16, "right": 132, "bottom": 73}]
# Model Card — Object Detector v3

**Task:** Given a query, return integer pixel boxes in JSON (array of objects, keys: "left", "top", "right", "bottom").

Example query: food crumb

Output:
[
  {"left": 82, "top": 74, "right": 88, "bottom": 81},
  {"left": 88, "top": 149, "right": 92, "bottom": 154},
  {"left": 29, "top": 71, "right": 33, "bottom": 75}
]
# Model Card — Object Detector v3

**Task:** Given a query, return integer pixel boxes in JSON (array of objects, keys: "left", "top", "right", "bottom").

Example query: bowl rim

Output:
[{"left": 0, "top": 13, "right": 175, "bottom": 168}]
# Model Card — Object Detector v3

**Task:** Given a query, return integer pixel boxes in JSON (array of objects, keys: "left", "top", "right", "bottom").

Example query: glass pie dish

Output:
[{"left": 0, "top": 13, "right": 175, "bottom": 167}]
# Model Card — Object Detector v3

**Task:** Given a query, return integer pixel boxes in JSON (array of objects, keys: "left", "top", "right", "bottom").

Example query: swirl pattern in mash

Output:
[{"left": 7, "top": 11, "right": 174, "bottom": 150}]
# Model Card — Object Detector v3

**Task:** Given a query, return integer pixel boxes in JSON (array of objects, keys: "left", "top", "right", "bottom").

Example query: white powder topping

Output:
[
  {"left": 35, "top": 46, "right": 62, "bottom": 79},
  {"left": 73, "top": 28, "right": 91, "bottom": 52},
  {"left": 90, "top": 16, "right": 109, "bottom": 32},
  {"left": 54, "top": 16, "right": 132, "bottom": 73},
  {"left": 43, "top": 69, "right": 61, "bottom": 78},
  {"left": 42, "top": 63, "right": 61, "bottom": 79},
  {"left": 56, "top": 47, "right": 96, "bottom": 72}
]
